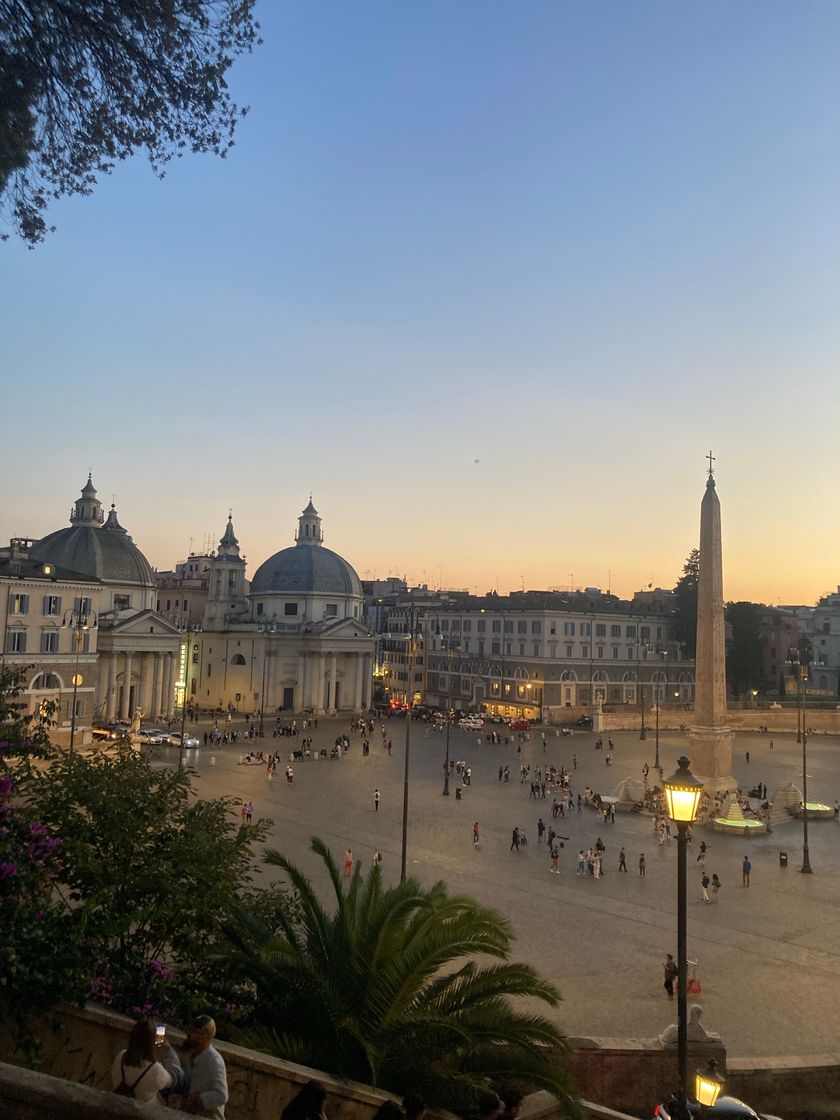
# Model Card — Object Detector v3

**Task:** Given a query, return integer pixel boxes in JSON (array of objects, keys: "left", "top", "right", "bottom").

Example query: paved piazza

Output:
[{"left": 156, "top": 717, "right": 840, "bottom": 1060}]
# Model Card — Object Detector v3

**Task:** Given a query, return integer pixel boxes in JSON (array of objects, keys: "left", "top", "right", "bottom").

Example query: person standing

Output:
[
  {"left": 244, "top": 802, "right": 253, "bottom": 825},
  {"left": 343, "top": 849, "right": 353, "bottom": 878},
  {"left": 701, "top": 872, "right": 711, "bottom": 902},
  {"left": 742, "top": 855, "right": 751, "bottom": 886},
  {"left": 510, "top": 827, "right": 520, "bottom": 852},
  {"left": 711, "top": 872, "right": 721, "bottom": 901},
  {"left": 472, "top": 821, "right": 480, "bottom": 846},
  {"left": 373, "top": 788, "right": 380, "bottom": 812},
  {"left": 182, "top": 1015, "right": 228, "bottom": 1119},
  {"left": 639, "top": 853, "right": 646, "bottom": 877},
  {"left": 111, "top": 1018, "right": 182, "bottom": 1105},
  {"left": 577, "top": 850, "right": 586, "bottom": 875},
  {"left": 537, "top": 817, "right": 546, "bottom": 843},
  {"left": 550, "top": 846, "right": 560, "bottom": 874},
  {"left": 572, "top": 754, "right": 577, "bottom": 769},
  {"left": 663, "top": 954, "right": 678, "bottom": 1000},
  {"left": 618, "top": 847, "right": 628, "bottom": 872},
  {"left": 372, "top": 849, "right": 382, "bottom": 869}
]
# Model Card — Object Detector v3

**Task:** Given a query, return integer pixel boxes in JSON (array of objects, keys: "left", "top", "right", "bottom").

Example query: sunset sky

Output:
[{"left": 3, "top": 1, "right": 838, "bottom": 606}]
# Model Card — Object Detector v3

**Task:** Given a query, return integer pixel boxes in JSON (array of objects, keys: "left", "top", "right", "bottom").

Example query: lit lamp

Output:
[
  {"left": 663, "top": 756, "right": 704, "bottom": 1120},
  {"left": 695, "top": 1059, "right": 724, "bottom": 1108}
]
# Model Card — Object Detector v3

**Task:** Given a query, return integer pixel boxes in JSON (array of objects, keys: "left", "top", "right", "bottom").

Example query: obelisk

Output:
[{"left": 688, "top": 454, "right": 736, "bottom": 793}]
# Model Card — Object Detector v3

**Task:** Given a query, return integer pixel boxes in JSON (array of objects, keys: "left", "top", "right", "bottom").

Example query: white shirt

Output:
[
  {"left": 188, "top": 1044, "right": 229, "bottom": 1119},
  {"left": 111, "top": 1052, "right": 173, "bottom": 1107}
]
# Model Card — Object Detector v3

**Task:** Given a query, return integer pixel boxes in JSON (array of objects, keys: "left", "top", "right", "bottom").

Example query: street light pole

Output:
[
  {"left": 798, "top": 661, "right": 812, "bottom": 874},
  {"left": 400, "top": 622, "right": 417, "bottom": 883},
  {"left": 178, "top": 626, "right": 190, "bottom": 770},
  {"left": 664, "top": 757, "right": 704, "bottom": 1120},
  {"left": 62, "top": 603, "right": 96, "bottom": 757},
  {"left": 654, "top": 695, "right": 661, "bottom": 774},
  {"left": 638, "top": 641, "right": 647, "bottom": 740}
]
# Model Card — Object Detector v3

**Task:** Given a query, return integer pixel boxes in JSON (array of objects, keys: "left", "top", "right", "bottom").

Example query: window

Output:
[
  {"left": 564, "top": 622, "right": 575, "bottom": 636},
  {"left": 478, "top": 640, "right": 485, "bottom": 656},
  {"left": 284, "top": 602, "right": 298, "bottom": 616},
  {"left": 581, "top": 622, "right": 591, "bottom": 636},
  {"left": 43, "top": 594, "right": 61, "bottom": 616},
  {"left": 441, "top": 619, "right": 449, "bottom": 631},
  {"left": 231, "top": 654, "right": 246, "bottom": 665},
  {"left": 325, "top": 604, "right": 338, "bottom": 617},
  {"left": 533, "top": 642, "right": 540, "bottom": 656},
  {"left": 492, "top": 620, "right": 501, "bottom": 633},
  {"left": 462, "top": 620, "right": 472, "bottom": 633},
  {"left": 611, "top": 624, "right": 621, "bottom": 638},
  {"left": 477, "top": 620, "right": 486, "bottom": 633},
  {"left": 41, "top": 630, "right": 59, "bottom": 653},
  {"left": 206, "top": 663, "right": 212, "bottom": 677},
  {"left": 549, "top": 642, "right": 557, "bottom": 658},
  {"left": 451, "top": 619, "right": 460, "bottom": 631},
  {"left": 256, "top": 603, "right": 264, "bottom": 616},
  {"left": 613, "top": 647, "right": 620, "bottom": 658},
  {"left": 595, "top": 623, "right": 606, "bottom": 637},
  {"left": 656, "top": 626, "right": 663, "bottom": 639},
  {"left": 462, "top": 639, "right": 470, "bottom": 653},
  {"left": 641, "top": 625, "right": 650, "bottom": 640},
  {"left": 582, "top": 645, "right": 589, "bottom": 658},
  {"left": 6, "top": 631, "right": 26, "bottom": 653},
  {"left": 504, "top": 621, "right": 513, "bottom": 633},
  {"left": 565, "top": 644, "right": 573, "bottom": 657},
  {"left": 519, "top": 642, "right": 525, "bottom": 655},
  {"left": 491, "top": 641, "right": 500, "bottom": 655},
  {"left": 11, "top": 594, "right": 28, "bottom": 615},
  {"left": 627, "top": 647, "right": 634, "bottom": 659},
  {"left": 597, "top": 646, "right": 604, "bottom": 659},
  {"left": 33, "top": 672, "right": 59, "bottom": 689},
  {"left": 505, "top": 642, "right": 512, "bottom": 655},
  {"left": 626, "top": 625, "right": 636, "bottom": 638},
  {"left": 517, "top": 620, "right": 527, "bottom": 634},
  {"left": 73, "top": 596, "right": 92, "bottom": 616},
  {"left": 113, "top": 594, "right": 130, "bottom": 611}
]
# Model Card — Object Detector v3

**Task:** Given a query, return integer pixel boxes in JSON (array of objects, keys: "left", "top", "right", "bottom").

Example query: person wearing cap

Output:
[{"left": 182, "top": 1015, "right": 228, "bottom": 1118}]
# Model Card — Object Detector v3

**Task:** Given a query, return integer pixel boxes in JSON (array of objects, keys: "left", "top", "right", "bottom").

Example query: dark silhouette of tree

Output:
[
  {"left": 0, "top": 1, "right": 260, "bottom": 244},
  {"left": 672, "top": 549, "right": 699, "bottom": 658},
  {"left": 725, "top": 601, "right": 764, "bottom": 698}
]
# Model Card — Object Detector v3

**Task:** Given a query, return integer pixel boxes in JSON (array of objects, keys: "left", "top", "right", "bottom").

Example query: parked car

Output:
[
  {"left": 574, "top": 715, "right": 594, "bottom": 729},
  {"left": 509, "top": 719, "right": 531, "bottom": 731},
  {"left": 167, "top": 731, "right": 200, "bottom": 748},
  {"left": 654, "top": 1096, "right": 783, "bottom": 1120},
  {"left": 91, "top": 721, "right": 129, "bottom": 741},
  {"left": 459, "top": 717, "right": 484, "bottom": 730}
]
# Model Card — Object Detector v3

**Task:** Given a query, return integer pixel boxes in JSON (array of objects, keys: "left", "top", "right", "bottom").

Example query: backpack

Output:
[{"left": 115, "top": 1056, "right": 153, "bottom": 1098}]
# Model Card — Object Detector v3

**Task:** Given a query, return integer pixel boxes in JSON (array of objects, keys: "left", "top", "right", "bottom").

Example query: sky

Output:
[{"left": 2, "top": 1, "right": 839, "bottom": 606}]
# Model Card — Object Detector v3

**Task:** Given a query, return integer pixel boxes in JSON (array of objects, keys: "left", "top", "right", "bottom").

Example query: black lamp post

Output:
[
  {"left": 786, "top": 652, "right": 812, "bottom": 874},
  {"left": 62, "top": 604, "right": 97, "bottom": 756},
  {"left": 400, "top": 620, "right": 419, "bottom": 882},
  {"left": 663, "top": 756, "right": 704, "bottom": 1120},
  {"left": 638, "top": 641, "right": 647, "bottom": 740}
]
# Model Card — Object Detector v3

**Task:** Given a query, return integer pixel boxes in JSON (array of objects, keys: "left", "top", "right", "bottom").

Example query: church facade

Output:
[{"left": 190, "top": 501, "right": 375, "bottom": 717}]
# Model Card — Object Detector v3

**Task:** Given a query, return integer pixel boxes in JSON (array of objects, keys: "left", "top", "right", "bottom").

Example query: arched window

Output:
[
  {"left": 32, "top": 672, "right": 60, "bottom": 690},
  {"left": 560, "top": 670, "right": 577, "bottom": 682},
  {"left": 231, "top": 654, "right": 246, "bottom": 666}
]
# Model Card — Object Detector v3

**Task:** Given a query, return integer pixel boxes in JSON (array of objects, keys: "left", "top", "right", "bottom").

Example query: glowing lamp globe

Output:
[
  {"left": 663, "top": 756, "right": 703, "bottom": 824},
  {"left": 695, "top": 1059, "right": 724, "bottom": 1107}
]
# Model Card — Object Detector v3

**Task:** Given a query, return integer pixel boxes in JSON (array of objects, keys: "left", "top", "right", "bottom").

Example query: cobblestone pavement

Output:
[{"left": 154, "top": 716, "right": 840, "bottom": 1059}]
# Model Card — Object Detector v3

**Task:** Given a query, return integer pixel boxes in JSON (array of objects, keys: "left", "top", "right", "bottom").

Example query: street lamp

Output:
[
  {"left": 637, "top": 641, "right": 648, "bottom": 740},
  {"left": 62, "top": 604, "right": 97, "bottom": 756},
  {"left": 400, "top": 620, "right": 421, "bottom": 882},
  {"left": 695, "top": 1059, "right": 725, "bottom": 1108},
  {"left": 258, "top": 627, "right": 276, "bottom": 737},
  {"left": 663, "top": 756, "right": 704, "bottom": 1120},
  {"left": 443, "top": 638, "right": 458, "bottom": 796},
  {"left": 785, "top": 652, "right": 813, "bottom": 874},
  {"left": 653, "top": 651, "right": 667, "bottom": 775}
]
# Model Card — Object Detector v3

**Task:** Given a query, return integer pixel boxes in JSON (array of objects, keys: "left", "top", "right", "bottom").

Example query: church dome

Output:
[
  {"left": 29, "top": 477, "right": 155, "bottom": 588},
  {"left": 250, "top": 500, "right": 362, "bottom": 598}
]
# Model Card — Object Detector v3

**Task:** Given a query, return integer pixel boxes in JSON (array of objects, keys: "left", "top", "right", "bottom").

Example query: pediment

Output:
[{"left": 103, "top": 609, "right": 183, "bottom": 637}]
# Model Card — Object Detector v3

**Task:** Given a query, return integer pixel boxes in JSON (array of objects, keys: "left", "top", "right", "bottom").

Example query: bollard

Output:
[
  {"left": 779, "top": 851, "right": 788, "bottom": 867},
  {"left": 210, "top": 756, "right": 216, "bottom": 767}
]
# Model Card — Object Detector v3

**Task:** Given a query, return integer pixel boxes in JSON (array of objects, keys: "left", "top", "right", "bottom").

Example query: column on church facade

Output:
[
  {"left": 119, "top": 652, "right": 133, "bottom": 720},
  {"left": 152, "top": 653, "right": 163, "bottom": 720},
  {"left": 106, "top": 652, "right": 118, "bottom": 719},
  {"left": 315, "top": 654, "right": 325, "bottom": 713},
  {"left": 97, "top": 655, "right": 109, "bottom": 717},
  {"left": 165, "top": 652, "right": 177, "bottom": 717},
  {"left": 329, "top": 652, "right": 338, "bottom": 711},
  {"left": 363, "top": 654, "right": 373, "bottom": 709},
  {"left": 140, "top": 653, "right": 154, "bottom": 715},
  {"left": 353, "top": 652, "right": 364, "bottom": 710},
  {"left": 161, "top": 654, "right": 172, "bottom": 719},
  {"left": 297, "top": 654, "right": 306, "bottom": 713}
]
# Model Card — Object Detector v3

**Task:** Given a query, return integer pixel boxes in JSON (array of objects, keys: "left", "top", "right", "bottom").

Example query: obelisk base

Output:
[{"left": 688, "top": 725, "right": 737, "bottom": 795}]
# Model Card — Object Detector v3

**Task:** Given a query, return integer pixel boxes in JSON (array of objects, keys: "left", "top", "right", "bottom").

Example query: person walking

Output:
[
  {"left": 618, "top": 847, "right": 628, "bottom": 872},
  {"left": 372, "top": 849, "right": 383, "bottom": 868},
  {"left": 573, "top": 754, "right": 577, "bottom": 769},
  {"left": 577, "top": 849, "right": 586, "bottom": 875},
  {"left": 472, "top": 821, "right": 480, "bottom": 846},
  {"left": 373, "top": 788, "right": 381, "bottom": 812},
  {"left": 639, "top": 853, "right": 646, "bottom": 877},
  {"left": 537, "top": 817, "right": 546, "bottom": 844},
  {"left": 711, "top": 872, "right": 721, "bottom": 901},
  {"left": 696, "top": 840, "right": 707, "bottom": 863},
  {"left": 742, "top": 855, "right": 751, "bottom": 886},
  {"left": 510, "top": 827, "right": 520, "bottom": 852},
  {"left": 550, "top": 846, "right": 560, "bottom": 874},
  {"left": 663, "top": 954, "right": 678, "bottom": 1000},
  {"left": 343, "top": 849, "right": 353, "bottom": 878},
  {"left": 701, "top": 872, "right": 711, "bottom": 902}
]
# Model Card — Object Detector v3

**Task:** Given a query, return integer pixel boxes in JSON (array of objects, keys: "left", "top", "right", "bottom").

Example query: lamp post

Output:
[
  {"left": 663, "top": 756, "right": 704, "bottom": 1120},
  {"left": 442, "top": 637, "right": 457, "bottom": 796},
  {"left": 786, "top": 652, "right": 812, "bottom": 874},
  {"left": 695, "top": 1059, "right": 725, "bottom": 1109},
  {"left": 62, "top": 603, "right": 97, "bottom": 756},
  {"left": 638, "top": 641, "right": 647, "bottom": 740},
  {"left": 400, "top": 619, "right": 419, "bottom": 882}
]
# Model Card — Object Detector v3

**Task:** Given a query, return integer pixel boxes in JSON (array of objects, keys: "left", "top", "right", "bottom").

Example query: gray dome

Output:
[
  {"left": 251, "top": 544, "right": 362, "bottom": 597},
  {"left": 30, "top": 523, "right": 155, "bottom": 588}
]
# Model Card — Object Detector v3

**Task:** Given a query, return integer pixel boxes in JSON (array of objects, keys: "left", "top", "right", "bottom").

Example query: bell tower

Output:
[
  {"left": 204, "top": 513, "right": 248, "bottom": 631},
  {"left": 295, "top": 498, "right": 323, "bottom": 546}
]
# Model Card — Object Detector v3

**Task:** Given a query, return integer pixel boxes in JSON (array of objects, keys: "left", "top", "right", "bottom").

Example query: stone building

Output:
[
  {"left": 25, "top": 477, "right": 183, "bottom": 731},
  {"left": 191, "top": 501, "right": 375, "bottom": 716}
]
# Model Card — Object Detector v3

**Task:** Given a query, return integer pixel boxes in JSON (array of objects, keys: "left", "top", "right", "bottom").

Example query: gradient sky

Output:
[{"left": 3, "top": 1, "right": 839, "bottom": 605}]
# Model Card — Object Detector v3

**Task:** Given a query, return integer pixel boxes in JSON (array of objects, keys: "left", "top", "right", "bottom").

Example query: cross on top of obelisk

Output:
[{"left": 706, "top": 449, "right": 716, "bottom": 488}]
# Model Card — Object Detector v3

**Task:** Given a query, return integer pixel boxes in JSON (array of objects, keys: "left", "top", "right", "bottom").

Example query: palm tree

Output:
[{"left": 224, "top": 837, "right": 580, "bottom": 1115}]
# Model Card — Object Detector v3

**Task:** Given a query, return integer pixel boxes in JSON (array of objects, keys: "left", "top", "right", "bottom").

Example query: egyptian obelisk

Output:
[{"left": 688, "top": 454, "right": 736, "bottom": 793}]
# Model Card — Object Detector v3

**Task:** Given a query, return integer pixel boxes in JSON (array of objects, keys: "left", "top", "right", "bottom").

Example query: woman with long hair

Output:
[{"left": 111, "top": 1018, "right": 182, "bottom": 1106}]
